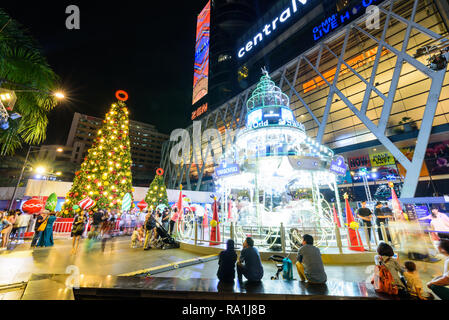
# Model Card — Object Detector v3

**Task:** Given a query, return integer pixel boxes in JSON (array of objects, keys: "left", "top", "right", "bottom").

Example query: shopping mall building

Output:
[{"left": 161, "top": 0, "right": 449, "bottom": 201}]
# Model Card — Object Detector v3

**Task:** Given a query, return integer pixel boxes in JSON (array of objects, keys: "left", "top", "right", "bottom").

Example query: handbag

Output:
[{"left": 37, "top": 217, "right": 49, "bottom": 232}]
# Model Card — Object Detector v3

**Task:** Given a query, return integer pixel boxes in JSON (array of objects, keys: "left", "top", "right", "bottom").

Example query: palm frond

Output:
[{"left": 0, "top": 8, "right": 59, "bottom": 155}]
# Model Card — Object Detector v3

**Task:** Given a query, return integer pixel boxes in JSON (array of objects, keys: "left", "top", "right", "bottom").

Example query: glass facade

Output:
[{"left": 161, "top": 0, "right": 449, "bottom": 196}]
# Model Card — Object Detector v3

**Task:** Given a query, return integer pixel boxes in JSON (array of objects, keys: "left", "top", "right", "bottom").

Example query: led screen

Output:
[
  {"left": 281, "top": 108, "right": 295, "bottom": 122},
  {"left": 247, "top": 109, "right": 262, "bottom": 127},
  {"left": 192, "top": 1, "right": 210, "bottom": 105}
]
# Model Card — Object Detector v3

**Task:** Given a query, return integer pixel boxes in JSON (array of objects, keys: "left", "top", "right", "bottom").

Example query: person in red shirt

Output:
[{"left": 169, "top": 208, "right": 179, "bottom": 235}]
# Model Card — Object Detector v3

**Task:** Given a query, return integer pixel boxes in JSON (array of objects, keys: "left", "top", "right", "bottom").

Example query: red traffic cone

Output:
[{"left": 210, "top": 198, "right": 221, "bottom": 245}]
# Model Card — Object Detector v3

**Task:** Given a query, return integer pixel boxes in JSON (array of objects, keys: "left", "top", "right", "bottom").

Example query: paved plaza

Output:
[{"left": 0, "top": 236, "right": 446, "bottom": 300}]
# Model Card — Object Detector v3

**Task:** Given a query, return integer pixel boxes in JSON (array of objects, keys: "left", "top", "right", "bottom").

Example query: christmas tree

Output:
[
  {"left": 145, "top": 169, "right": 168, "bottom": 210},
  {"left": 63, "top": 91, "right": 134, "bottom": 216}
]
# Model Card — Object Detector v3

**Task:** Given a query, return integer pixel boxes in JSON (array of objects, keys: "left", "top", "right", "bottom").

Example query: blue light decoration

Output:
[{"left": 213, "top": 69, "right": 342, "bottom": 241}]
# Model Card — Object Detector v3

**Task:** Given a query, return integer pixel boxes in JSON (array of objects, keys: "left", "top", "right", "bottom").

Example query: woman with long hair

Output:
[
  {"left": 71, "top": 211, "right": 87, "bottom": 255},
  {"left": 0, "top": 212, "right": 12, "bottom": 250}
]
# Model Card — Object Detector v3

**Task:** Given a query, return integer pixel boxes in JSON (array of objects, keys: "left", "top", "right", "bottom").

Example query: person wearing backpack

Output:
[{"left": 373, "top": 242, "right": 407, "bottom": 296}]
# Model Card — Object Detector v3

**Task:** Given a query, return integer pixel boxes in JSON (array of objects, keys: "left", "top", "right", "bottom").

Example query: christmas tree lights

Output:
[
  {"left": 145, "top": 168, "right": 168, "bottom": 210},
  {"left": 62, "top": 91, "right": 134, "bottom": 216}
]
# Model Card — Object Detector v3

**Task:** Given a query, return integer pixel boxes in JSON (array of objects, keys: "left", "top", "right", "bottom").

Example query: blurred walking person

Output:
[
  {"left": 101, "top": 213, "right": 115, "bottom": 252},
  {"left": 71, "top": 211, "right": 87, "bottom": 255},
  {"left": 31, "top": 210, "right": 48, "bottom": 249},
  {"left": 0, "top": 212, "right": 12, "bottom": 250},
  {"left": 9, "top": 211, "right": 19, "bottom": 242}
]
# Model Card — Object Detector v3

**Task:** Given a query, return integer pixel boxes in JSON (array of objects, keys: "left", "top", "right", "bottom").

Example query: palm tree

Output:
[{"left": 0, "top": 9, "right": 59, "bottom": 155}]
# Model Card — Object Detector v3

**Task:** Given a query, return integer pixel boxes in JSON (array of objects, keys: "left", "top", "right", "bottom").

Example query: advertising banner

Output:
[
  {"left": 348, "top": 155, "right": 371, "bottom": 170},
  {"left": 329, "top": 156, "right": 347, "bottom": 176},
  {"left": 369, "top": 151, "right": 395, "bottom": 167},
  {"left": 397, "top": 146, "right": 429, "bottom": 178},
  {"left": 424, "top": 140, "right": 449, "bottom": 176},
  {"left": 337, "top": 170, "right": 353, "bottom": 185},
  {"left": 192, "top": 1, "right": 210, "bottom": 105}
]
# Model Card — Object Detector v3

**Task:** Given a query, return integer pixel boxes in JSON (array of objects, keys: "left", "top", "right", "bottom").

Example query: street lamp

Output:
[
  {"left": 35, "top": 166, "right": 46, "bottom": 174},
  {"left": 0, "top": 78, "right": 66, "bottom": 131},
  {"left": 54, "top": 92, "right": 65, "bottom": 99}
]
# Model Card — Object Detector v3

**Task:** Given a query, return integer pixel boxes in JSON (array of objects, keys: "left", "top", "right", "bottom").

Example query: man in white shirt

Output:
[{"left": 427, "top": 240, "right": 449, "bottom": 300}]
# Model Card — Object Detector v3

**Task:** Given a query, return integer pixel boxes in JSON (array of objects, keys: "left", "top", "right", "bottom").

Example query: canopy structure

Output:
[{"left": 214, "top": 70, "right": 346, "bottom": 247}]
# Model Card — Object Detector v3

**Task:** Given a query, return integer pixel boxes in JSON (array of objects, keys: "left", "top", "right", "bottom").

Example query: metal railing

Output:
[
  {"left": 174, "top": 219, "right": 409, "bottom": 254},
  {"left": 25, "top": 218, "right": 122, "bottom": 238}
]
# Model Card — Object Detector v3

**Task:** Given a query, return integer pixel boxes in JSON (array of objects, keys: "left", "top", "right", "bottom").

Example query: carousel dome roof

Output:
[
  {"left": 245, "top": 69, "right": 304, "bottom": 132},
  {"left": 246, "top": 73, "right": 290, "bottom": 112}
]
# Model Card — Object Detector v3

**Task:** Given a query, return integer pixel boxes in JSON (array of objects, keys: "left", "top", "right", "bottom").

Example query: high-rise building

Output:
[
  {"left": 65, "top": 113, "right": 168, "bottom": 186},
  {"left": 191, "top": 0, "right": 275, "bottom": 121}
]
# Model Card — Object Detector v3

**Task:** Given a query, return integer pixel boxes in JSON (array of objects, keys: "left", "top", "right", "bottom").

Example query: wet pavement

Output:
[
  {"left": 0, "top": 236, "right": 446, "bottom": 299},
  {"left": 0, "top": 237, "right": 202, "bottom": 286}
]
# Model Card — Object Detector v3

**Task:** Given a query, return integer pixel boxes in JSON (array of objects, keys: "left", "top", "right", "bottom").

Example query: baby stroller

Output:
[
  {"left": 153, "top": 222, "right": 180, "bottom": 250},
  {"left": 268, "top": 254, "right": 295, "bottom": 280}
]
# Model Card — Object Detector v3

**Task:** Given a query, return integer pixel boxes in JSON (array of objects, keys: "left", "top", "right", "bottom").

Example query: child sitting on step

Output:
[{"left": 403, "top": 261, "right": 433, "bottom": 300}]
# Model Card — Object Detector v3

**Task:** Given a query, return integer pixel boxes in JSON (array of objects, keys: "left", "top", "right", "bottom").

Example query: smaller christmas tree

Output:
[{"left": 145, "top": 168, "right": 168, "bottom": 210}]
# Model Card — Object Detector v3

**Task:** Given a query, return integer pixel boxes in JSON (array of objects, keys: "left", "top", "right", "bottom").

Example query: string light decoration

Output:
[
  {"left": 62, "top": 91, "right": 134, "bottom": 216},
  {"left": 214, "top": 70, "right": 341, "bottom": 248},
  {"left": 145, "top": 168, "right": 169, "bottom": 210}
]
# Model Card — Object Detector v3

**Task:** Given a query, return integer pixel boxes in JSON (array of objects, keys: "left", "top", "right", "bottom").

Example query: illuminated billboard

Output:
[{"left": 192, "top": 1, "right": 210, "bottom": 105}]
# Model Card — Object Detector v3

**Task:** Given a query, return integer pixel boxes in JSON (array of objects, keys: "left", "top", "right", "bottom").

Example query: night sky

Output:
[{"left": 2, "top": 1, "right": 208, "bottom": 145}]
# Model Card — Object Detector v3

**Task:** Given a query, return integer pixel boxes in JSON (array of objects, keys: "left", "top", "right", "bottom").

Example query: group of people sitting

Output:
[
  {"left": 217, "top": 234, "right": 328, "bottom": 284},
  {"left": 216, "top": 234, "right": 449, "bottom": 300},
  {"left": 374, "top": 240, "right": 449, "bottom": 300}
]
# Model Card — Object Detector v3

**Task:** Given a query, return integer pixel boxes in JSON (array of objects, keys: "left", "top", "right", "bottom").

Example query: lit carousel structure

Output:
[{"left": 214, "top": 70, "right": 347, "bottom": 249}]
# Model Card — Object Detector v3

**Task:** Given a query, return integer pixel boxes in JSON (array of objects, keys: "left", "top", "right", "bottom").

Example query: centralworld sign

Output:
[
  {"left": 237, "top": 0, "right": 308, "bottom": 59},
  {"left": 237, "top": 0, "right": 381, "bottom": 59}
]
